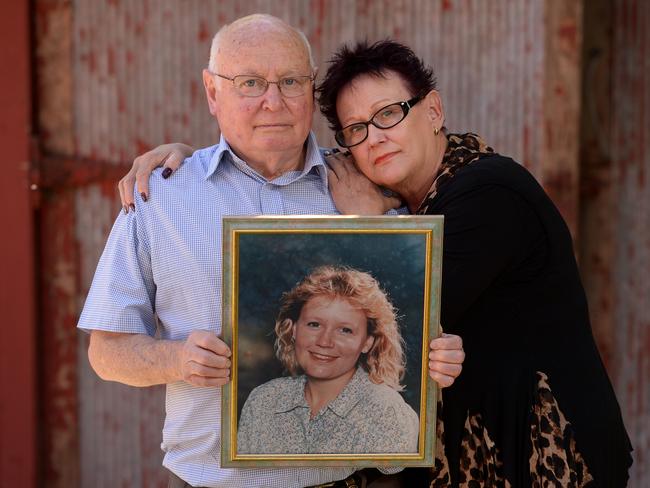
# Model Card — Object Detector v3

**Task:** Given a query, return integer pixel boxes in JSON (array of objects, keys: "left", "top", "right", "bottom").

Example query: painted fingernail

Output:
[
  {"left": 140, "top": 192, "right": 148, "bottom": 202},
  {"left": 344, "top": 150, "right": 351, "bottom": 156},
  {"left": 123, "top": 205, "right": 129, "bottom": 215},
  {"left": 129, "top": 203, "right": 136, "bottom": 212},
  {"left": 162, "top": 167, "right": 173, "bottom": 179},
  {"left": 323, "top": 150, "right": 331, "bottom": 157},
  {"left": 331, "top": 148, "right": 340, "bottom": 153}
]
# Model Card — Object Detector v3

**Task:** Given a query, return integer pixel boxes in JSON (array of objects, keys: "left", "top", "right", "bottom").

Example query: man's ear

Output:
[
  {"left": 203, "top": 69, "right": 218, "bottom": 117},
  {"left": 425, "top": 89, "right": 445, "bottom": 129}
]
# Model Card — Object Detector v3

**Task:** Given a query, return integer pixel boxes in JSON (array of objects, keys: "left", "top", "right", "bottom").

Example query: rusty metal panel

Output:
[
  {"left": 36, "top": 0, "right": 75, "bottom": 156},
  {"left": 75, "top": 183, "right": 167, "bottom": 488},
  {"left": 35, "top": 2, "right": 81, "bottom": 487},
  {"left": 71, "top": 0, "right": 549, "bottom": 168},
  {"left": 70, "top": 0, "right": 585, "bottom": 229},
  {"left": 580, "top": 0, "right": 650, "bottom": 486},
  {"left": 0, "top": 0, "right": 37, "bottom": 486},
  {"left": 39, "top": 189, "right": 81, "bottom": 488},
  {"left": 609, "top": 0, "right": 650, "bottom": 484},
  {"left": 542, "top": 0, "right": 583, "bottom": 237}
]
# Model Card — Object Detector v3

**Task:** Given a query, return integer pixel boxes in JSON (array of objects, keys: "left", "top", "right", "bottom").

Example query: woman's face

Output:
[
  {"left": 335, "top": 71, "right": 443, "bottom": 193},
  {"left": 292, "top": 295, "right": 374, "bottom": 382}
]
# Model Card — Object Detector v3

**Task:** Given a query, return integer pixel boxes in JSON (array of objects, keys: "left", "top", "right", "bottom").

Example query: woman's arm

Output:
[{"left": 119, "top": 143, "right": 195, "bottom": 211}]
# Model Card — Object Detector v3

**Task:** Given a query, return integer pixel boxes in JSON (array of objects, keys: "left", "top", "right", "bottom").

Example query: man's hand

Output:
[
  {"left": 178, "top": 330, "right": 232, "bottom": 387},
  {"left": 119, "top": 142, "right": 195, "bottom": 212},
  {"left": 325, "top": 150, "right": 402, "bottom": 215},
  {"left": 429, "top": 333, "right": 464, "bottom": 388}
]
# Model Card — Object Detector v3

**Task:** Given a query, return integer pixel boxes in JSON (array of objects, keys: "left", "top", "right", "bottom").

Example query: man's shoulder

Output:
[
  {"left": 140, "top": 143, "right": 220, "bottom": 200},
  {"left": 154, "top": 143, "right": 219, "bottom": 180}
]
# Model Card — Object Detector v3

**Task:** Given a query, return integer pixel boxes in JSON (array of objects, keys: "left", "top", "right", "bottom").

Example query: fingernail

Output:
[
  {"left": 123, "top": 206, "right": 129, "bottom": 215},
  {"left": 162, "top": 167, "right": 173, "bottom": 179},
  {"left": 344, "top": 150, "right": 351, "bottom": 156},
  {"left": 129, "top": 203, "right": 136, "bottom": 212},
  {"left": 323, "top": 150, "right": 331, "bottom": 157},
  {"left": 140, "top": 192, "right": 148, "bottom": 202},
  {"left": 331, "top": 148, "right": 340, "bottom": 153}
]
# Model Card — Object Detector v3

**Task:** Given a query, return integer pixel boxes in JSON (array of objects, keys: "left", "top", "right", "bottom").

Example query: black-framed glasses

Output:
[
  {"left": 334, "top": 94, "right": 425, "bottom": 148},
  {"left": 212, "top": 72, "right": 314, "bottom": 98}
]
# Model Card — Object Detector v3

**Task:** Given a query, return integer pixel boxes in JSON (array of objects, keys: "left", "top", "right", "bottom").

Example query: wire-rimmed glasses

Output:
[{"left": 212, "top": 73, "right": 314, "bottom": 98}]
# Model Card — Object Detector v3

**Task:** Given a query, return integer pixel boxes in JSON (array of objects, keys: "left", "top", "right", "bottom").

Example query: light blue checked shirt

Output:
[{"left": 78, "top": 133, "right": 365, "bottom": 488}]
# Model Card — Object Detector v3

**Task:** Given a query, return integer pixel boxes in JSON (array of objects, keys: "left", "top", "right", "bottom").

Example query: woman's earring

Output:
[{"left": 434, "top": 127, "right": 440, "bottom": 136}]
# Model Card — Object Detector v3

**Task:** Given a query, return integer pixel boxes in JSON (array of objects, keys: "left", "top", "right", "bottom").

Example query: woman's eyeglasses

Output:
[{"left": 335, "top": 94, "right": 425, "bottom": 148}]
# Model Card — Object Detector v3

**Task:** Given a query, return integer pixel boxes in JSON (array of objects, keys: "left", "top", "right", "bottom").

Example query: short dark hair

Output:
[{"left": 317, "top": 39, "right": 437, "bottom": 131}]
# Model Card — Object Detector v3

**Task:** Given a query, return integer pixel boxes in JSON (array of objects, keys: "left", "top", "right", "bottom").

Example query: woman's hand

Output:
[
  {"left": 325, "top": 149, "right": 402, "bottom": 215},
  {"left": 119, "top": 143, "right": 195, "bottom": 212},
  {"left": 429, "top": 333, "right": 464, "bottom": 388}
]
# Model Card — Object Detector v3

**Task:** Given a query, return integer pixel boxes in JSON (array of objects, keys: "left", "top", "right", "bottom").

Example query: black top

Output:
[{"left": 424, "top": 155, "right": 632, "bottom": 487}]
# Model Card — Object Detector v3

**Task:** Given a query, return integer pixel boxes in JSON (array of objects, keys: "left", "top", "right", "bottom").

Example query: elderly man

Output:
[{"left": 80, "top": 14, "right": 462, "bottom": 488}]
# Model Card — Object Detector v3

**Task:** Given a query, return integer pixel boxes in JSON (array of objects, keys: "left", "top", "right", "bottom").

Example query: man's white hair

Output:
[{"left": 207, "top": 14, "right": 316, "bottom": 73}]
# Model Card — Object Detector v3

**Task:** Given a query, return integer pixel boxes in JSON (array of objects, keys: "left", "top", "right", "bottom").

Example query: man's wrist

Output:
[{"left": 165, "top": 339, "right": 185, "bottom": 383}]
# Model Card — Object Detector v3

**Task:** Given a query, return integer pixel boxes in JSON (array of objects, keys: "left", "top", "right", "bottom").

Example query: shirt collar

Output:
[
  {"left": 326, "top": 367, "right": 372, "bottom": 418},
  {"left": 274, "top": 376, "right": 309, "bottom": 414},
  {"left": 204, "top": 132, "right": 329, "bottom": 188},
  {"left": 273, "top": 367, "right": 372, "bottom": 417}
]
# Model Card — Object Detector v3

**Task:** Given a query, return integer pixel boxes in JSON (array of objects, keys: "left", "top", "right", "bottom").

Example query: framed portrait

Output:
[{"left": 221, "top": 215, "right": 443, "bottom": 468}]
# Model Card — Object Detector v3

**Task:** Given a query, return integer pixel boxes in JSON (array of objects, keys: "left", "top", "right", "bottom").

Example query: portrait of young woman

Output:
[{"left": 237, "top": 265, "right": 419, "bottom": 455}]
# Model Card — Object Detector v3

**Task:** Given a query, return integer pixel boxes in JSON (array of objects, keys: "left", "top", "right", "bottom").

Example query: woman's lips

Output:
[
  {"left": 374, "top": 151, "right": 399, "bottom": 166},
  {"left": 309, "top": 351, "right": 338, "bottom": 361}
]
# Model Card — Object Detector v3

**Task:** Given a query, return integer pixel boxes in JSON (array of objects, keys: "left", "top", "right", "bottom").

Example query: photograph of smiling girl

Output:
[
  {"left": 221, "top": 215, "right": 443, "bottom": 467},
  {"left": 237, "top": 265, "right": 418, "bottom": 455}
]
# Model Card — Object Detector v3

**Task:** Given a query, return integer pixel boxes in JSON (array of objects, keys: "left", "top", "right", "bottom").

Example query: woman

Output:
[
  {"left": 238, "top": 265, "right": 419, "bottom": 455},
  {"left": 120, "top": 41, "right": 632, "bottom": 486}
]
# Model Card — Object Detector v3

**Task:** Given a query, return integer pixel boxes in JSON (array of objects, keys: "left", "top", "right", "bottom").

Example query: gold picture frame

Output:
[{"left": 221, "top": 215, "right": 443, "bottom": 467}]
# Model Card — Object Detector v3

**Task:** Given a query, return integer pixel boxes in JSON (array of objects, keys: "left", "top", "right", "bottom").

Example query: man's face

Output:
[{"left": 203, "top": 27, "right": 315, "bottom": 165}]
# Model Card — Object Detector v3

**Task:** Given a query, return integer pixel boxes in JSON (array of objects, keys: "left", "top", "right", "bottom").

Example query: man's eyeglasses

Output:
[
  {"left": 212, "top": 72, "right": 314, "bottom": 98},
  {"left": 334, "top": 94, "right": 425, "bottom": 148}
]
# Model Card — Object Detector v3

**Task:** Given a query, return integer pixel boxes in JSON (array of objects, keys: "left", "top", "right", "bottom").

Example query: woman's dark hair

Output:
[{"left": 317, "top": 39, "right": 437, "bottom": 131}]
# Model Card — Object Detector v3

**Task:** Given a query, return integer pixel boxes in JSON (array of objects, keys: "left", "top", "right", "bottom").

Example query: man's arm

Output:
[{"left": 88, "top": 329, "right": 231, "bottom": 387}]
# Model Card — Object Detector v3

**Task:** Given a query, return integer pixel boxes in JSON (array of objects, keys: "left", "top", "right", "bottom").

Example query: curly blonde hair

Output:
[{"left": 274, "top": 265, "right": 406, "bottom": 391}]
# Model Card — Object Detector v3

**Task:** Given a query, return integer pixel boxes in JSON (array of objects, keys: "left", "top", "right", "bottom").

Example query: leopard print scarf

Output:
[{"left": 417, "top": 132, "right": 494, "bottom": 214}]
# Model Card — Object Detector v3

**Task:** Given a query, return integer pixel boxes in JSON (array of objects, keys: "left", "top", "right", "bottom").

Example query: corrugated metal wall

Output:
[
  {"left": 580, "top": 0, "right": 650, "bottom": 485},
  {"left": 611, "top": 2, "right": 650, "bottom": 482},
  {"left": 71, "top": 0, "right": 548, "bottom": 173},
  {"left": 32, "top": 0, "right": 647, "bottom": 486}
]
